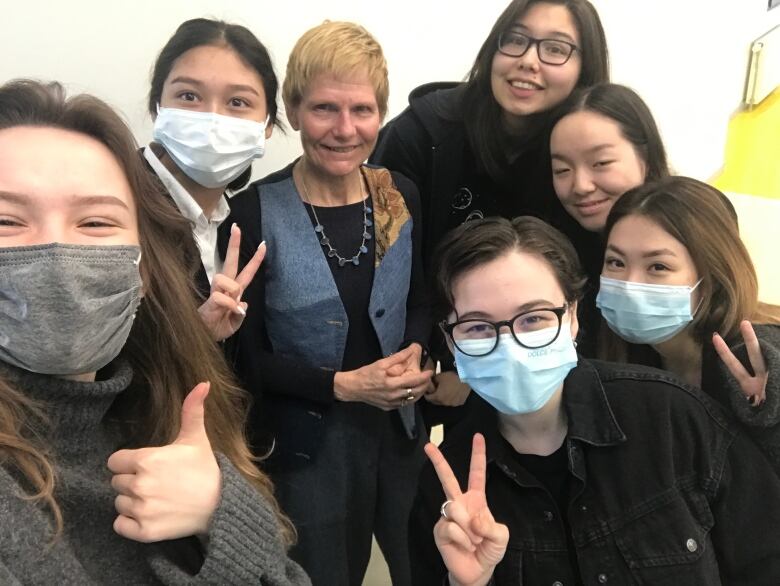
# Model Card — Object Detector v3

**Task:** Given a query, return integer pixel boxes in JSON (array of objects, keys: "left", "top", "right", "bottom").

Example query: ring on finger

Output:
[{"left": 440, "top": 499, "right": 453, "bottom": 520}]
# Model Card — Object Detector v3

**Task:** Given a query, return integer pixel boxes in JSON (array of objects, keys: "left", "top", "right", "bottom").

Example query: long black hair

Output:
[{"left": 462, "top": 0, "right": 609, "bottom": 181}]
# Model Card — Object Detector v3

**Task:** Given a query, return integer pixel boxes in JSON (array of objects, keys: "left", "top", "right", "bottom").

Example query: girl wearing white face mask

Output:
[
  {"left": 145, "top": 18, "right": 275, "bottom": 340},
  {"left": 598, "top": 176, "right": 780, "bottom": 473}
]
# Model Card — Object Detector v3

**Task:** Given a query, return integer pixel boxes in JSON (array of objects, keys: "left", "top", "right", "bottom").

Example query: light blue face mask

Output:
[
  {"left": 596, "top": 276, "right": 702, "bottom": 345},
  {"left": 454, "top": 327, "right": 578, "bottom": 415}
]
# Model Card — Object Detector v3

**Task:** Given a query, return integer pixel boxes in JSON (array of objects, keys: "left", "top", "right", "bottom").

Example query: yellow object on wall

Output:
[{"left": 713, "top": 87, "right": 780, "bottom": 200}]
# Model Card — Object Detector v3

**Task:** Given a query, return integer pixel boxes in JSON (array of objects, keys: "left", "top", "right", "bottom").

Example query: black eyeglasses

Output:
[
  {"left": 440, "top": 305, "right": 568, "bottom": 357},
  {"left": 497, "top": 31, "right": 579, "bottom": 65}
]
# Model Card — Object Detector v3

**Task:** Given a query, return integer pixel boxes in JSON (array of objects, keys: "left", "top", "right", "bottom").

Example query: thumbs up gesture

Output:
[{"left": 107, "top": 382, "right": 221, "bottom": 543}]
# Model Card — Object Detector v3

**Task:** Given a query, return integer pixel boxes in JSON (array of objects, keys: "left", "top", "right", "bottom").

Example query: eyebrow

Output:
[
  {"left": 606, "top": 244, "right": 678, "bottom": 258},
  {"left": 0, "top": 191, "right": 28, "bottom": 205},
  {"left": 458, "top": 299, "right": 559, "bottom": 320},
  {"left": 168, "top": 76, "right": 261, "bottom": 97},
  {"left": 551, "top": 143, "right": 614, "bottom": 161},
  {"left": 512, "top": 24, "right": 578, "bottom": 43},
  {"left": 72, "top": 194, "right": 130, "bottom": 209}
]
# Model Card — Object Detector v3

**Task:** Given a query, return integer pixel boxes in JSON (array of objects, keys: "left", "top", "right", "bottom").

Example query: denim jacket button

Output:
[
  {"left": 597, "top": 574, "right": 608, "bottom": 583},
  {"left": 686, "top": 538, "right": 698, "bottom": 552},
  {"left": 552, "top": 581, "right": 564, "bottom": 586},
  {"left": 580, "top": 505, "right": 588, "bottom": 512},
  {"left": 543, "top": 510, "right": 554, "bottom": 522},
  {"left": 374, "top": 308, "right": 385, "bottom": 318}
]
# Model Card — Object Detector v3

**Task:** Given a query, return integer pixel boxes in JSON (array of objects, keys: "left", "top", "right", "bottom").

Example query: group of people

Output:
[{"left": 0, "top": 0, "right": 779, "bottom": 585}]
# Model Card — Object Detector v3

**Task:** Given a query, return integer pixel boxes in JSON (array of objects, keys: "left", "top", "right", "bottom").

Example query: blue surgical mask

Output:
[
  {"left": 454, "top": 327, "right": 578, "bottom": 415},
  {"left": 596, "top": 276, "right": 702, "bottom": 345}
]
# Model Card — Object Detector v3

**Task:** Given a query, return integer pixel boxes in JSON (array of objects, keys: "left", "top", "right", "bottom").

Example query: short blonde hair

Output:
[{"left": 283, "top": 21, "right": 389, "bottom": 118}]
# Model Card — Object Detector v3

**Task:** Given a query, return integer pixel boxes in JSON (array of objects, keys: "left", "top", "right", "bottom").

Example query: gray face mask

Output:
[{"left": 0, "top": 243, "right": 143, "bottom": 376}]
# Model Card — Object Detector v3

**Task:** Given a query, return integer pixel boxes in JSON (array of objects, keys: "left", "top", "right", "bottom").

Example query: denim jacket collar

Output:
[
  {"left": 563, "top": 360, "right": 627, "bottom": 447},
  {"left": 469, "top": 361, "right": 627, "bottom": 473}
]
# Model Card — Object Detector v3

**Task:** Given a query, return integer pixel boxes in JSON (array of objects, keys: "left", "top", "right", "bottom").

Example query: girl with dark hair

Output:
[
  {"left": 371, "top": 0, "right": 609, "bottom": 409},
  {"left": 598, "top": 176, "right": 780, "bottom": 471},
  {"left": 0, "top": 79, "right": 308, "bottom": 585},
  {"left": 410, "top": 215, "right": 780, "bottom": 585},
  {"left": 549, "top": 83, "right": 670, "bottom": 354},
  {"left": 550, "top": 83, "right": 669, "bottom": 233},
  {"left": 144, "top": 18, "right": 277, "bottom": 337}
]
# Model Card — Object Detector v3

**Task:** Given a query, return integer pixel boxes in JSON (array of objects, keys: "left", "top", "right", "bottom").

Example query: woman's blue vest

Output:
[{"left": 260, "top": 167, "right": 413, "bottom": 372}]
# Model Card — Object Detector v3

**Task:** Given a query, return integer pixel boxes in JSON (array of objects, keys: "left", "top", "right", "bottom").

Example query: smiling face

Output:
[
  {"left": 551, "top": 110, "right": 648, "bottom": 232},
  {"left": 0, "top": 126, "right": 138, "bottom": 247},
  {"left": 491, "top": 2, "right": 582, "bottom": 127},
  {"left": 603, "top": 214, "right": 699, "bottom": 288},
  {"left": 450, "top": 249, "right": 579, "bottom": 342},
  {"left": 286, "top": 71, "right": 381, "bottom": 179},
  {"left": 159, "top": 44, "right": 271, "bottom": 137}
]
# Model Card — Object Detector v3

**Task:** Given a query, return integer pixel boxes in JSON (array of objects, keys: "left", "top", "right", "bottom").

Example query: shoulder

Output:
[
  {"left": 364, "top": 165, "right": 420, "bottom": 201},
  {"left": 754, "top": 323, "right": 780, "bottom": 346},
  {"left": 230, "top": 162, "right": 296, "bottom": 212},
  {"left": 387, "top": 83, "right": 466, "bottom": 142},
  {"left": 585, "top": 359, "right": 738, "bottom": 432}
]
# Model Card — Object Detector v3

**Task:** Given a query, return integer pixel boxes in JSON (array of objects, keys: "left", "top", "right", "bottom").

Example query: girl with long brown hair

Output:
[
  {"left": 598, "top": 176, "right": 780, "bottom": 471},
  {"left": 0, "top": 79, "right": 308, "bottom": 584}
]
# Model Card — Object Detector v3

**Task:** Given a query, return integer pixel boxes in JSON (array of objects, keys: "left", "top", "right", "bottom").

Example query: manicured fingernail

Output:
[
  {"left": 235, "top": 305, "right": 246, "bottom": 316},
  {"left": 231, "top": 222, "right": 238, "bottom": 231},
  {"left": 258, "top": 240, "right": 266, "bottom": 250}
]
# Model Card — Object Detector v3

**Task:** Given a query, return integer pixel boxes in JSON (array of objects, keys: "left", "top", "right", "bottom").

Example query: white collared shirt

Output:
[{"left": 144, "top": 145, "right": 231, "bottom": 284}]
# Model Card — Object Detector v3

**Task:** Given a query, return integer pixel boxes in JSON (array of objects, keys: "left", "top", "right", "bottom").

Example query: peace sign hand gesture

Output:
[
  {"left": 425, "top": 433, "right": 508, "bottom": 586},
  {"left": 713, "top": 320, "right": 769, "bottom": 406},
  {"left": 198, "top": 223, "right": 266, "bottom": 341}
]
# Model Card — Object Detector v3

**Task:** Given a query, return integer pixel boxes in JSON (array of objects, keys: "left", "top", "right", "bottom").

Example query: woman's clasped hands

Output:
[
  {"left": 426, "top": 433, "right": 508, "bottom": 586},
  {"left": 333, "top": 343, "right": 433, "bottom": 410}
]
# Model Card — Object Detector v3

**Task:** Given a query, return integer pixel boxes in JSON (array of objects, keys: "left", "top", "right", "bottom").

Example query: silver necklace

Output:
[{"left": 300, "top": 172, "right": 373, "bottom": 267}]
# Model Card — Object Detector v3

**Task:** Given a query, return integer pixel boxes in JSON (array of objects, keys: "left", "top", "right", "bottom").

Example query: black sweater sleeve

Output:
[
  {"left": 392, "top": 171, "right": 432, "bottom": 352},
  {"left": 227, "top": 187, "right": 336, "bottom": 406}
]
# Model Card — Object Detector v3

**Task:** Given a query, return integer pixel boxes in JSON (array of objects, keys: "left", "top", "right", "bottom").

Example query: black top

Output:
[
  {"left": 302, "top": 200, "right": 382, "bottom": 371},
  {"left": 511, "top": 440, "right": 581, "bottom": 584}
]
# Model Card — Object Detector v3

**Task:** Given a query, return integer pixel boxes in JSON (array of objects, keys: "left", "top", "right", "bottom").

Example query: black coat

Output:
[{"left": 410, "top": 359, "right": 780, "bottom": 585}]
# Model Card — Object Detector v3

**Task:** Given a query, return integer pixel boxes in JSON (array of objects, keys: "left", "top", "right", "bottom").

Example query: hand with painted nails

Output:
[
  {"left": 713, "top": 320, "right": 769, "bottom": 406},
  {"left": 107, "top": 382, "right": 221, "bottom": 543},
  {"left": 425, "top": 433, "right": 508, "bottom": 586},
  {"left": 198, "top": 223, "right": 266, "bottom": 341}
]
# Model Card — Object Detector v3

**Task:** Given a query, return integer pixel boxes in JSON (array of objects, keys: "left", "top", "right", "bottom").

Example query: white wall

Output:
[
  {"left": 2, "top": 0, "right": 779, "bottom": 180},
  {"left": 593, "top": 0, "right": 780, "bottom": 180}
]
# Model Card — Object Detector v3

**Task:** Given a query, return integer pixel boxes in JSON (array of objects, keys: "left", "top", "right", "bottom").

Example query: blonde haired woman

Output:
[{"left": 228, "top": 21, "right": 431, "bottom": 585}]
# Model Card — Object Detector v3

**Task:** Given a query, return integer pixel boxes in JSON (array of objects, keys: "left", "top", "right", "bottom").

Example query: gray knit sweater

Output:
[{"left": 0, "top": 361, "right": 311, "bottom": 585}]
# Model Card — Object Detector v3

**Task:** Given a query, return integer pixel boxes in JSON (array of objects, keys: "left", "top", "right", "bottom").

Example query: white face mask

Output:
[{"left": 153, "top": 107, "right": 267, "bottom": 189}]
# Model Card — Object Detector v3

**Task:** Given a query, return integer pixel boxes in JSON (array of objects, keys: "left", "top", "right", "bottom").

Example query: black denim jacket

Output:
[{"left": 410, "top": 359, "right": 780, "bottom": 585}]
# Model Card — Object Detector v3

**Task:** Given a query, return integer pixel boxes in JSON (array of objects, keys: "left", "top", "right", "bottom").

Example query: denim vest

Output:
[{"left": 260, "top": 170, "right": 412, "bottom": 371}]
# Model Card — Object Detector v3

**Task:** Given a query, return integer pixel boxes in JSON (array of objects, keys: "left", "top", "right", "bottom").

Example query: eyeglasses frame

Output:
[
  {"left": 440, "top": 304, "right": 569, "bottom": 357},
  {"left": 497, "top": 31, "right": 580, "bottom": 65}
]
